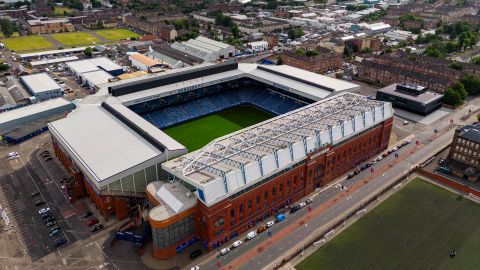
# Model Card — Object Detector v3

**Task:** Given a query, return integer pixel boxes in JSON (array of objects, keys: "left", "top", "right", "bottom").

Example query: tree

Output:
[
  {"left": 288, "top": 28, "right": 303, "bottom": 40},
  {"left": 305, "top": 50, "right": 319, "bottom": 57},
  {"left": 460, "top": 74, "right": 480, "bottom": 95},
  {"left": 296, "top": 48, "right": 305, "bottom": 56},
  {"left": 0, "top": 19, "right": 17, "bottom": 37},
  {"left": 0, "top": 63, "right": 9, "bottom": 72},
  {"left": 448, "top": 62, "right": 463, "bottom": 71},
  {"left": 443, "top": 88, "right": 462, "bottom": 106},
  {"left": 230, "top": 24, "right": 240, "bottom": 39},
  {"left": 450, "top": 82, "right": 467, "bottom": 100},
  {"left": 277, "top": 56, "right": 283, "bottom": 65},
  {"left": 344, "top": 45, "right": 353, "bottom": 57},
  {"left": 472, "top": 56, "right": 480, "bottom": 65},
  {"left": 384, "top": 47, "right": 393, "bottom": 53},
  {"left": 84, "top": 47, "right": 93, "bottom": 58}
]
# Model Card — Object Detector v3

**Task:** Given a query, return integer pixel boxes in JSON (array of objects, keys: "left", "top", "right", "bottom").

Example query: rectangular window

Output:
[
  {"left": 264, "top": 191, "right": 268, "bottom": 200},
  {"left": 248, "top": 199, "right": 252, "bottom": 209}
]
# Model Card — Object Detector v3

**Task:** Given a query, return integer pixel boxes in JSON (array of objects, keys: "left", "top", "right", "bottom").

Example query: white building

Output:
[
  {"left": 247, "top": 41, "right": 269, "bottom": 52},
  {"left": 384, "top": 30, "right": 418, "bottom": 41},
  {"left": 170, "top": 36, "right": 235, "bottom": 62},
  {"left": 20, "top": 73, "right": 63, "bottom": 102},
  {"left": 360, "top": 22, "right": 391, "bottom": 34}
]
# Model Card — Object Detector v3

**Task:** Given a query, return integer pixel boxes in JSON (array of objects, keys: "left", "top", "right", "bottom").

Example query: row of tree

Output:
[
  {"left": 0, "top": 19, "right": 18, "bottom": 38},
  {"left": 444, "top": 75, "right": 480, "bottom": 106}
]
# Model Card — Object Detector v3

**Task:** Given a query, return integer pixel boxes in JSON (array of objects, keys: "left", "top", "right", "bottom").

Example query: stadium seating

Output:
[{"left": 136, "top": 87, "right": 309, "bottom": 129}]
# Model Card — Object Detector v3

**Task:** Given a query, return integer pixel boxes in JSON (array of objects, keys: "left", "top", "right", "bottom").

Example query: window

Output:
[
  {"left": 214, "top": 217, "right": 224, "bottom": 227},
  {"left": 230, "top": 209, "right": 235, "bottom": 217},
  {"left": 239, "top": 204, "right": 244, "bottom": 213},
  {"left": 256, "top": 195, "right": 260, "bottom": 204},
  {"left": 264, "top": 191, "right": 268, "bottom": 200},
  {"left": 248, "top": 199, "right": 252, "bottom": 209},
  {"left": 272, "top": 187, "right": 276, "bottom": 196}
]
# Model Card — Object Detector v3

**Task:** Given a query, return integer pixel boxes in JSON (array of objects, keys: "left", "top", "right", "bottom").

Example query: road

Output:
[{"left": 195, "top": 100, "right": 479, "bottom": 270}]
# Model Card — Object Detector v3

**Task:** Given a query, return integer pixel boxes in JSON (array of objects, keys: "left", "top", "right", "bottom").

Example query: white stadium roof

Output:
[
  {"left": 48, "top": 62, "right": 369, "bottom": 194},
  {"left": 162, "top": 92, "right": 393, "bottom": 206}
]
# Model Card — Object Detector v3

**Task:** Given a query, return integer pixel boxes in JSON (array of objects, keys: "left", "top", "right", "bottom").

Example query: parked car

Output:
[
  {"left": 266, "top": 220, "right": 275, "bottom": 228},
  {"left": 49, "top": 226, "right": 60, "bottom": 234},
  {"left": 41, "top": 213, "right": 52, "bottom": 220},
  {"left": 54, "top": 238, "right": 68, "bottom": 248},
  {"left": 376, "top": 156, "right": 383, "bottom": 161},
  {"left": 290, "top": 205, "right": 301, "bottom": 213},
  {"left": 86, "top": 218, "right": 99, "bottom": 227},
  {"left": 44, "top": 217, "right": 55, "bottom": 224},
  {"left": 46, "top": 221, "right": 57, "bottom": 227},
  {"left": 81, "top": 211, "right": 93, "bottom": 219},
  {"left": 347, "top": 172, "right": 355, "bottom": 179},
  {"left": 30, "top": 191, "right": 40, "bottom": 197},
  {"left": 305, "top": 198, "right": 313, "bottom": 204},
  {"left": 438, "top": 159, "right": 446, "bottom": 165},
  {"left": 220, "top": 247, "right": 230, "bottom": 256},
  {"left": 191, "top": 266, "right": 200, "bottom": 270},
  {"left": 49, "top": 229, "right": 61, "bottom": 238},
  {"left": 403, "top": 120, "right": 410, "bottom": 125},
  {"left": 382, "top": 153, "right": 388, "bottom": 158},
  {"left": 90, "top": 223, "right": 103, "bottom": 233},
  {"left": 232, "top": 240, "right": 242, "bottom": 248},
  {"left": 190, "top": 249, "right": 202, "bottom": 259},
  {"left": 299, "top": 202, "right": 307, "bottom": 208},
  {"left": 246, "top": 231, "right": 257, "bottom": 240},
  {"left": 257, "top": 224, "right": 267, "bottom": 233},
  {"left": 38, "top": 207, "right": 50, "bottom": 215},
  {"left": 276, "top": 214, "right": 286, "bottom": 222}
]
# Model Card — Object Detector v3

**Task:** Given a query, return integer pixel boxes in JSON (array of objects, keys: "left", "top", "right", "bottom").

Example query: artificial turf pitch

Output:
[
  {"left": 163, "top": 105, "right": 273, "bottom": 151},
  {"left": 297, "top": 178, "right": 480, "bottom": 270}
]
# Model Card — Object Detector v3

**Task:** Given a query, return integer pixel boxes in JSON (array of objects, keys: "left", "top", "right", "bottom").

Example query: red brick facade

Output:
[
  {"left": 52, "top": 136, "right": 130, "bottom": 221},
  {"left": 281, "top": 48, "right": 342, "bottom": 74},
  {"left": 195, "top": 118, "right": 392, "bottom": 250}
]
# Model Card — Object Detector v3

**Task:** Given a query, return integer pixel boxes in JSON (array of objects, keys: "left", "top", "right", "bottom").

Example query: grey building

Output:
[
  {"left": 20, "top": 73, "right": 63, "bottom": 102},
  {"left": 376, "top": 83, "right": 443, "bottom": 115}
]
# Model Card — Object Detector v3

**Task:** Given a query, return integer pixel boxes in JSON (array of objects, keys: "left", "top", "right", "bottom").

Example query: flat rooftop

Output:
[
  {"left": 147, "top": 181, "right": 196, "bottom": 222},
  {"left": 378, "top": 83, "right": 443, "bottom": 104},
  {"left": 20, "top": 73, "right": 61, "bottom": 94}
]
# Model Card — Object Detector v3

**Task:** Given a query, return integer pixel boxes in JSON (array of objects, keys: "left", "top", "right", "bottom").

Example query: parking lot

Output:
[{"left": 0, "top": 153, "right": 75, "bottom": 261}]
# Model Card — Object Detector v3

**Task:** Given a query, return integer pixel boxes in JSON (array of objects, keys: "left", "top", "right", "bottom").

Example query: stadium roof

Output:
[
  {"left": 162, "top": 92, "right": 393, "bottom": 206},
  {"left": 48, "top": 98, "right": 185, "bottom": 187},
  {"left": 112, "top": 63, "right": 359, "bottom": 105},
  {"left": 20, "top": 73, "right": 61, "bottom": 94}
]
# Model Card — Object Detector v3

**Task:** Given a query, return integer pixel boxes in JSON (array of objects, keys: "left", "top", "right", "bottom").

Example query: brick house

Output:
[{"left": 281, "top": 47, "right": 342, "bottom": 73}]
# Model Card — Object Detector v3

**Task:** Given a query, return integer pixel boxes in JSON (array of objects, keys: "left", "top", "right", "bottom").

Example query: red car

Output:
[{"left": 86, "top": 218, "right": 99, "bottom": 227}]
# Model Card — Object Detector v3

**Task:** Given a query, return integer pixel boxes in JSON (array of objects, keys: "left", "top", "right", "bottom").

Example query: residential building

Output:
[
  {"left": 28, "top": 19, "right": 75, "bottom": 34},
  {"left": 447, "top": 123, "right": 480, "bottom": 181},
  {"left": 247, "top": 41, "right": 269, "bottom": 52},
  {"left": 281, "top": 47, "right": 342, "bottom": 73}
]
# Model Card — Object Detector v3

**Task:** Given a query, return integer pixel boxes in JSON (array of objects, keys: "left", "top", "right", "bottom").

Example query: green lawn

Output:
[
  {"left": 51, "top": 32, "right": 99, "bottom": 46},
  {"left": 297, "top": 178, "right": 480, "bottom": 270},
  {"left": 163, "top": 105, "right": 273, "bottom": 151},
  {"left": 95, "top": 29, "right": 141, "bottom": 41},
  {"left": 53, "top": 6, "right": 72, "bottom": 15},
  {"left": 1, "top": 35, "right": 53, "bottom": 51}
]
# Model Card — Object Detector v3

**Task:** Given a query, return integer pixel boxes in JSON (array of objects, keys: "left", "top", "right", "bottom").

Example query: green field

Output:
[
  {"left": 163, "top": 105, "right": 273, "bottom": 151},
  {"left": 95, "top": 29, "right": 140, "bottom": 40},
  {"left": 51, "top": 32, "right": 99, "bottom": 46},
  {"left": 1, "top": 35, "right": 53, "bottom": 51},
  {"left": 297, "top": 178, "right": 480, "bottom": 270},
  {"left": 53, "top": 6, "right": 72, "bottom": 15}
]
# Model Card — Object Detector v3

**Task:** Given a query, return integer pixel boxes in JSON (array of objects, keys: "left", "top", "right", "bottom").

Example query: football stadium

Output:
[{"left": 48, "top": 62, "right": 393, "bottom": 259}]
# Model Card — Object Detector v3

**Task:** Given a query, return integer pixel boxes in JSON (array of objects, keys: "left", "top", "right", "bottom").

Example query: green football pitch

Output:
[
  {"left": 297, "top": 178, "right": 480, "bottom": 270},
  {"left": 163, "top": 105, "right": 273, "bottom": 151}
]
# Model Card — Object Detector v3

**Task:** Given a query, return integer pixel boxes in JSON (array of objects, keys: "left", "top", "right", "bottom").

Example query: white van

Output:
[
  {"left": 220, "top": 247, "right": 230, "bottom": 256},
  {"left": 247, "top": 231, "right": 257, "bottom": 240}
]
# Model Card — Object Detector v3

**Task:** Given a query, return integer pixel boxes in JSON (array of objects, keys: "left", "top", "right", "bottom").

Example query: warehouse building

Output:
[
  {"left": 171, "top": 36, "right": 235, "bottom": 62},
  {"left": 20, "top": 73, "right": 63, "bottom": 102},
  {"left": 129, "top": 53, "right": 162, "bottom": 71},
  {"left": 67, "top": 57, "right": 124, "bottom": 78},
  {"left": 375, "top": 83, "right": 443, "bottom": 115},
  {"left": 0, "top": 98, "right": 75, "bottom": 144}
]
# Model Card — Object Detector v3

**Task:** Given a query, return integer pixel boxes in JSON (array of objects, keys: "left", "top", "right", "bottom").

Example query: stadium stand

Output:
[{"left": 132, "top": 86, "right": 307, "bottom": 129}]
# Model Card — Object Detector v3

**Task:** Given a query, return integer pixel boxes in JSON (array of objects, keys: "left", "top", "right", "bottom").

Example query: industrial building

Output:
[
  {"left": 375, "top": 83, "right": 444, "bottom": 115},
  {"left": 147, "top": 45, "right": 204, "bottom": 69},
  {"left": 170, "top": 36, "right": 235, "bottom": 62},
  {"left": 67, "top": 57, "right": 124, "bottom": 79},
  {"left": 47, "top": 62, "right": 373, "bottom": 259},
  {"left": 20, "top": 73, "right": 63, "bottom": 102},
  {"left": 0, "top": 98, "right": 75, "bottom": 144},
  {"left": 129, "top": 53, "right": 162, "bottom": 71}
]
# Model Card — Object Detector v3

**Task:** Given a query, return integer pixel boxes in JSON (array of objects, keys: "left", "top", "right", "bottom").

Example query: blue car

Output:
[
  {"left": 54, "top": 238, "right": 67, "bottom": 248},
  {"left": 276, "top": 214, "right": 286, "bottom": 222}
]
